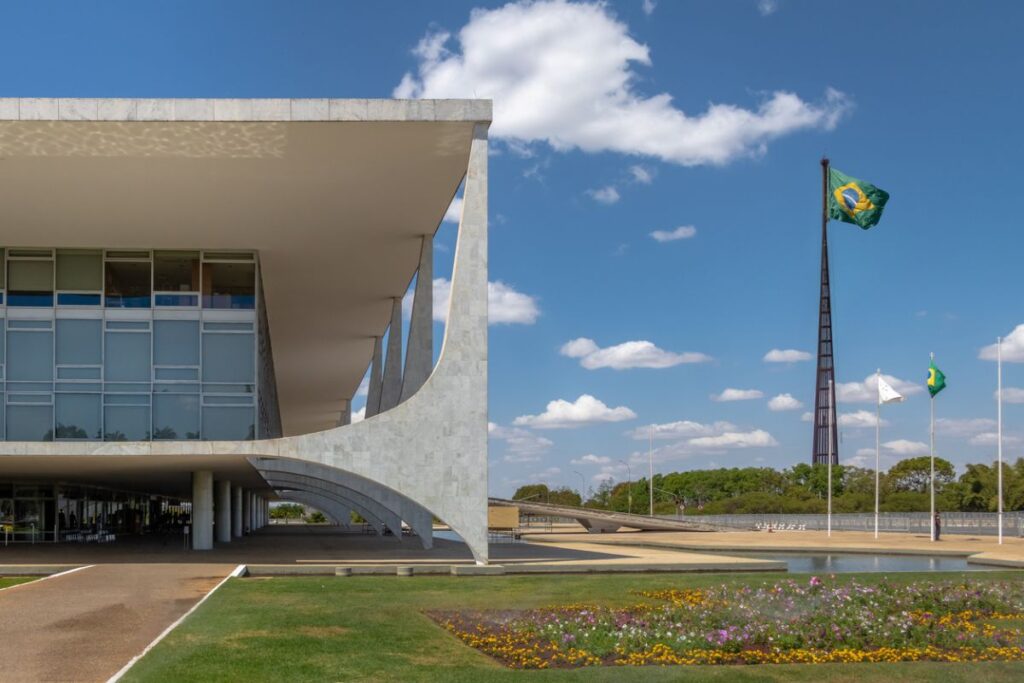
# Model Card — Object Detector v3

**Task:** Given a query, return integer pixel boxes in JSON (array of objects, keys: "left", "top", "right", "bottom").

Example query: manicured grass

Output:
[
  {"left": 124, "top": 571, "right": 1024, "bottom": 683},
  {"left": 0, "top": 577, "right": 36, "bottom": 590}
]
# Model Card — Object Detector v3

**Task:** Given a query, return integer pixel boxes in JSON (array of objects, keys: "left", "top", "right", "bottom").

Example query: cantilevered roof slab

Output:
[{"left": 0, "top": 98, "right": 491, "bottom": 436}]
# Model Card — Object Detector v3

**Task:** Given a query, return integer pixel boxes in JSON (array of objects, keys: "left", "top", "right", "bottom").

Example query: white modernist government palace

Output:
[{"left": 0, "top": 98, "right": 491, "bottom": 562}]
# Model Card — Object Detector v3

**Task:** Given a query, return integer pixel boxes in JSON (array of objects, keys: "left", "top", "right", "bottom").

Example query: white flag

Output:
[{"left": 878, "top": 376, "right": 905, "bottom": 405}]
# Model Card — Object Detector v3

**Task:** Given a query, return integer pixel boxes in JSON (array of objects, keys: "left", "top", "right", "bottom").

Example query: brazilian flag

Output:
[
  {"left": 829, "top": 168, "right": 890, "bottom": 229},
  {"left": 927, "top": 360, "right": 947, "bottom": 398}
]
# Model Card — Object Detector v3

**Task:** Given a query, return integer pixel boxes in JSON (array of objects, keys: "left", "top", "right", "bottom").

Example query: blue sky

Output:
[{"left": 3, "top": 1, "right": 1022, "bottom": 496}]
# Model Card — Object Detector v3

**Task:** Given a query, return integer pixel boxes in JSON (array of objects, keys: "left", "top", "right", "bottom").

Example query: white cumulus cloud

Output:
[
  {"left": 689, "top": 430, "right": 778, "bottom": 449},
  {"left": 514, "top": 394, "right": 637, "bottom": 429},
  {"left": 627, "top": 420, "right": 737, "bottom": 440},
  {"left": 489, "top": 422, "right": 554, "bottom": 461},
  {"left": 883, "top": 439, "right": 929, "bottom": 456},
  {"left": 443, "top": 196, "right": 463, "bottom": 223},
  {"left": 351, "top": 406, "right": 366, "bottom": 424},
  {"left": 587, "top": 185, "right": 620, "bottom": 204},
  {"left": 763, "top": 348, "right": 812, "bottom": 363},
  {"left": 838, "top": 410, "right": 887, "bottom": 429},
  {"left": 712, "top": 388, "right": 764, "bottom": 402},
  {"left": 836, "top": 373, "right": 923, "bottom": 403},
  {"left": 650, "top": 225, "right": 697, "bottom": 242},
  {"left": 560, "top": 337, "right": 711, "bottom": 369},
  {"left": 395, "top": 0, "right": 849, "bottom": 166},
  {"left": 1000, "top": 388, "right": 1024, "bottom": 404},
  {"left": 980, "top": 325, "right": 1024, "bottom": 362},
  {"left": 432, "top": 278, "right": 540, "bottom": 325},
  {"left": 768, "top": 393, "right": 803, "bottom": 411},
  {"left": 936, "top": 417, "right": 996, "bottom": 438},
  {"left": 629, "top": 164, "right": 654, "bottom": 183},
  {"left": 571, "top": 454, "right": 611, "bottom": 465}
]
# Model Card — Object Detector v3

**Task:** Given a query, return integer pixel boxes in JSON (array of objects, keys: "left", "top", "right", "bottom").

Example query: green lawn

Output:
[
  {"left": 0, "top": 577, "right": 36, "bottom": 590},
  {"left": 124, "top": 571, "right": 1024, "bottom": 683}
]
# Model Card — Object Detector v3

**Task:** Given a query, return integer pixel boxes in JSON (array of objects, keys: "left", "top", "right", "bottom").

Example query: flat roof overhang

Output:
[{"left": 0, "top": 98, "right": 491, "bottom": 436}]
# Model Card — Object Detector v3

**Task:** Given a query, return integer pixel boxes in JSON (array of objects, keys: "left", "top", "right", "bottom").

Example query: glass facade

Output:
[{"left": 0, "top": 249, "right": 259, "bottom": 442}]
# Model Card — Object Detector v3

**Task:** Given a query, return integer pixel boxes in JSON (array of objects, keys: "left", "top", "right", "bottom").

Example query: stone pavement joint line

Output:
[{"left": 0, "top": 563, "right": 235, "bottom": 683}]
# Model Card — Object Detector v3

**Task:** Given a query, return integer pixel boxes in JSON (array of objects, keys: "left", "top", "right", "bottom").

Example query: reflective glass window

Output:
[
  {"left": 153, "top": 395, "right": 199, "bottom": 440},
  {"left": 7, "top": 405, "right": 53, "bottom": 441},
  {"left": 7, "top": 331, "right": 54, "bottom": 381},
  {"left": 104, "top": 261, "right": 151, "bottom": 308},
  {"left": 56, "top": 319, "right": 102, "bottom": 365},
  {"left": 56, "top": 250, "right": 102, "bottom": 291},
  {"left": 201, "top": 333, "right": 254, "bottom": 383},
  {"left": 202, "top": 262, "right": 255, "bottom": 309},
  {"left": 154, "top": 251, "right": 199, "bottom": 293},
  {"left": 104, "top": 405, "right": 150, "bottom": 441},
  {"left": 201, "top": 406, "right": 254, "bottom": 440},
  {"left": 55, "top": 394, "right": 101, "bottom": 440},
  {"left": 104, "top": 332, "right": 151, "bottom": 381},
  {"left": 154, "top": 321, "right": 199, "bottom": 366},
  {"left": 8, "top": 260, "right": 54, "bottom": 307}
]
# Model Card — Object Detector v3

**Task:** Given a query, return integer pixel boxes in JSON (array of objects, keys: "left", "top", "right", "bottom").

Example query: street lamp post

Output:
[
  {"left": 618, "top": 459, "right": 633, "bottom": 515},
  {"left": 572, "top": 470, "right": 586, "bottom": 505}
]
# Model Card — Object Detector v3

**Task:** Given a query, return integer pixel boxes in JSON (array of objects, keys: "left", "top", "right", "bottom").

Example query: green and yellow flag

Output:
[
  {"left": 927, "top": 360, "right": 946, "bottom": 398},
  {"left": 828, "top": 168, "right": 890, "bottom": 229}
]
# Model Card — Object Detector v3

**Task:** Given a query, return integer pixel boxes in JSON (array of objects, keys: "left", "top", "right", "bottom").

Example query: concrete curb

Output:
[
  {"left": 525, "top": 537, "right": 976, "bottom": 558},
  {"left": 243, "top": 560, "right": 786, "bottom": 577},
  {"left": 0, "top": 564, "right": 87, "bottom": 576}
]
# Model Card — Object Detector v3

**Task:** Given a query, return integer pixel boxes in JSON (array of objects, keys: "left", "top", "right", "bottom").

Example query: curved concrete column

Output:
[
  {"left": 401, "top": 236, "right": 433, "bottom": 403},
  {"left": 379, "top": 297, "right": 404, "bottom": 412},
  {"left": 365, "top": 336, "right": 383, "bottom": 418},
  {"left": 251, "top": 456, "right": 434, "bottom": 549},
  {"left": 263, "top": 474, "right": 403, "bottom": 539},
  {"left": 278, "top": 488, "right": 387, "bottom": 536}
]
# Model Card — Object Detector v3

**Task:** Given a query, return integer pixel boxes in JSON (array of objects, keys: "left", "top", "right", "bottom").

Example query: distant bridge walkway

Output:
[{"left": 488, "top": 498, "right": 726, "bottom": 533}]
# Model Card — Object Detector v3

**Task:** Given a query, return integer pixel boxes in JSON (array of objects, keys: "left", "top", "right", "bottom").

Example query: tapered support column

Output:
[
  {"left": 242, "top": 489, "right": 252, "bottom": 535},
  {"left": 215, "top": 480, "right": 232, "bottom": 543},
  {"left": 191, "top": 470, "right": 214, "bottom": 550},
  {"left": 401, "top": 236, "right": 433, "bottom": 403},
  {"left": 365, "top": 337, "right": 383, "bottom": 418},
  {"left": 379, "top": 297, "right": 404, "bottom": 412},
  {"left": 338, "top": 399, "right": 351, "bottom": 427},
  {"left": 232, "top": 485, "right": 243, "bottom": 538}
]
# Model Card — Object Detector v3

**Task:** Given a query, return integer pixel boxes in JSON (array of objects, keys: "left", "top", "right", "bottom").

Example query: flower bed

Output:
[{"left": 429, "top": 577, "right": 1024, "bottom": 668}]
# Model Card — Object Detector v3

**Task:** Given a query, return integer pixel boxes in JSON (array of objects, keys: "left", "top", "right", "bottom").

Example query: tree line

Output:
[{"left": 512, "top": 457, "right": 1024, "bottom": 516}]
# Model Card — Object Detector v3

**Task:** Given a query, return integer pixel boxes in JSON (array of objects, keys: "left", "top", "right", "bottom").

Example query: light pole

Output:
[
  {"left": 618, "top": 459, "right": 633, "bottom": 515},
  {"left": 648, "top": 426, "right": 654, "bottom": 517},
  {"left": 572, "top": 470, "right": 586, "bottom": 505}
]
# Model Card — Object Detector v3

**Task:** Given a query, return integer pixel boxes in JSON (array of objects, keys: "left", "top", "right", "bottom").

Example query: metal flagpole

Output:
[
  {"left": 998, "top": 336, "right": 1004, "bottom": 545},
  {"left": 875, "top": 368, "right": 881, "bottom": 539},
  {"left": 828, "top": 378, "right": 833, "bottom": 538},
  {"left": 648, "top": 426, "right": 654, "bottom": 517},
  {"left": 930, "top": 352, "right": 936, "bottom": 542}
]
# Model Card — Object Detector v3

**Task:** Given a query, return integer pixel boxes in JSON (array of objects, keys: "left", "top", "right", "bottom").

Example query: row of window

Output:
[
  {"left": 0, "top": 317, "right": 257, "bottom": 441},
  {"left": 0, "top": 249, "right": 256, "bottom": 310}
]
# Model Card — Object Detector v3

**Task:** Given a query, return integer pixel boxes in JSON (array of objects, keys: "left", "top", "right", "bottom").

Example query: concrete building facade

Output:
[{"left": 0, "top": 98, "right": 491, "bottom": 563}]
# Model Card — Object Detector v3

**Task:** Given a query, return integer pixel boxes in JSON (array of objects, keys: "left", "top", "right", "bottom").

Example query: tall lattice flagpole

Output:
[{"left": 812, "top": 158, "right": 839, "bottom": 465}]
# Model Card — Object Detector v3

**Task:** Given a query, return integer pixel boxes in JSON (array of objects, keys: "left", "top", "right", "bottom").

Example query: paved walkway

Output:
[
  {"left": 0, "top": 563, "right": 233, "bottom": 682},
  {"left": 524, "top": 528, "right": 1024, "bottom": 566}
]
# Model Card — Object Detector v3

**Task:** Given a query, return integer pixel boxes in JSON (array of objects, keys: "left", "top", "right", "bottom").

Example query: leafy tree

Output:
[
  {"left": 270, "top": 503, "right": 304, "bottom": 519},
  {"left": 887, "top": 457, "right": 954, "bottom": 494},
  {"left": 512, "top": 484, "right": 550, "bottom": 502},
  {"left": 305, "top": 510, "right": 327, "bottom": 524}
]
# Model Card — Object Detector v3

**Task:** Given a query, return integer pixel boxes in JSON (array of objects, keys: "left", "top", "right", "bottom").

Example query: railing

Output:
[{"left": 657, "top": 512, "right": 1024, "bottom": 536}]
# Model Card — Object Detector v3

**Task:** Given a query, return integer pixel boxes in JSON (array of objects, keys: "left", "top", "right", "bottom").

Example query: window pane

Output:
[
  {"left": 154, "top": 251, "right": 200, "bottom": 292},
  {"left": 57, "top": 367, "right": 101, "bottom": 380},
  {"left": 56, "top": 250, "right": 102, "bottom": 291},
  {"left": 153, "top": 395, "right": 199, "bottom": 440},
  {"left": 0, "top": 248, "right": 4, "bottom": 288},
  {"left": 57, "top": 293, "right": 101, "bottom": 306},
  {"left": 202, "top": 262, "right": 255, "bottom": 309},
  {"left": 154, "top": 368, "right": 198, "bottom": 381},
  {"left": 201, "top": 406, "right": 254, "bottom": 440},
  {"left": 56, "top": 394, "right": 101, "bottom": 440},
  {"left": 7, "top": 331, "right": 54, "bottom": 381},
  {"left": 7, "top": 404, "right": 53, "bottom": 441},
  {"left": 8, "top": 260, "right": 54, "bottom": 307},
  {"left": 104, "top": 332, "right": 151, "bottom": 381},
  {"left": 56, "top": 319, "right": 102, "bottom": 365},
  {"left": 154, "top": 321, "right": 199, "bottom": 366},
  {"left": 104, "top": 405, "right": 150, "bottom": 441},
  {"left": 202, "top": 333, "right": 254, "bottom": 383},
  {"left": 105, "top": 261, "right": 151, "bottom": 308}
]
